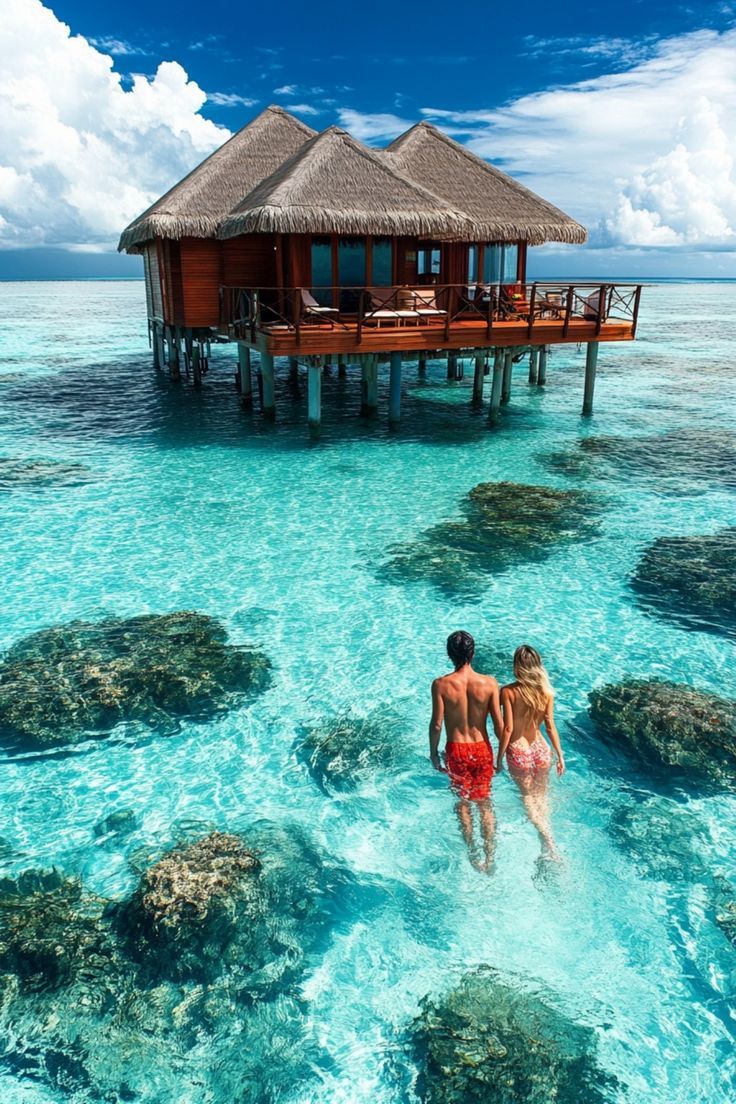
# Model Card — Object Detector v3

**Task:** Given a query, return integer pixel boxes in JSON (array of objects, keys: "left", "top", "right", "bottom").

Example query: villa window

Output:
[
  {"left": 371, "top": 238, "right": 393, "bottom": 286},
  {"left": 310, "top": 236, "right": 332, "bottom": 305}
]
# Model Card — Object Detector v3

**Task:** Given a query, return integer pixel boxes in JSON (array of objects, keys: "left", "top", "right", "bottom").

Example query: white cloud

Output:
[
  {"left": 89, "top": 35, "right": 150, "bottom": 56},
  {"left": 207, "top": 92, "right": 258, "bottom": 107},
  {"left": 336, "top": 109, "right": 411, "bottom": 143},
  {"left": 419, "top": 29, "right": 736, "bottom": 249},
  {"left": 274, "top": 84, "right": 297, "bottom": 95},
  {"left": 0, "top": 0, "right": 231, "bottom": 250},
  {"left": 286, "top": 102, "right": 320, "bottom": 116}
]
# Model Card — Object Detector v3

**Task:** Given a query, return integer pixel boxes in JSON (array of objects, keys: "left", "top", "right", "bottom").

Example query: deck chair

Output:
[{"left": 300, "top": 288, "right": 339, "bottom": 323}]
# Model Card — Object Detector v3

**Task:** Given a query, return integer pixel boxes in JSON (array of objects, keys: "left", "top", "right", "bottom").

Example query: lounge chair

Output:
[
  {"left": 363, "top": 287, "right": 415, "bottom": 327},
  {"left": 300, "top": 288, "right": 339, "bottom": 323},
  {"left": 413, "top": 288, "right": 447, "bottom": 320}
]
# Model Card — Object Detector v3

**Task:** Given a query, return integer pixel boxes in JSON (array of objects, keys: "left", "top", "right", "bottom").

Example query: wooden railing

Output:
[{"left": 220, "top": 282, "right": 643, "bottom": 345}]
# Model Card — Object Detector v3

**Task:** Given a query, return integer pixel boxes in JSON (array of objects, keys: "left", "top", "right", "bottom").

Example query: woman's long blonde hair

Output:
[{"left": 513, "top": 645, "right": 553, "bottom": 715}]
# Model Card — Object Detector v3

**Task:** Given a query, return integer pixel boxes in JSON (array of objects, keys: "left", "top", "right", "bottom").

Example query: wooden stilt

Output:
[
  {"left": 418, "top": 354, "right": 427, "bottom": 377},
  {"left": 501, "top": 350, "right": 513, "bottom": 405},
  {"left": 447, "top": 351, "right": 463, "bottom": 380},
  {"left": 528, "top": 348, "right": 539, "bottom": 385},
  {"left": 167, "top": 327, "right": 180, "bottom": 379},
  {"left": 237, "top": 345, "right": 253, "bottom": 406},
  {"left": 289, "top": 357, "right": 299, "bottom": 382},
  {"left": 338, "top": 356, "right": 347, "bottom": 379},
  {"left": 472, "top": 352, "right": 485, "bottom": 406},
  {"left": 538, "top": 346, "right": 548, "bottom": 387},
  {"left": 151, "top": 322, "right": 161, "bottom": 370},
  {"left": 361, "top": 355, "right": 378, "bottom": 417},
  {"left": 192, "top": 344, "right": 202, "bottom": 387},
  {"left": 260, "top": 353, "right": 275, "bottom": 420},
  {"left": 582, "top": 341, "right": 599, "bottom": 415},
  {"left": 308, "top": 360, "right": 321, "bottom": 432},
  {"left": 489, "top": 350, "right": 504, "bottom": 426},
  {"left": 389, "top": 351, "right": 402, "bottom": 423}
]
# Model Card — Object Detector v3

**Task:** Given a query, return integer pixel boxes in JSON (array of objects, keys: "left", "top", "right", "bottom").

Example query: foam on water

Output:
[{"left": 0, "top": 280, "right": 734, "bottom": 1102}]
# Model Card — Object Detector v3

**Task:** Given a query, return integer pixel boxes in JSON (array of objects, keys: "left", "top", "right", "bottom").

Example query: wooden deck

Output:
[{"left": 247, "top": 316, "right": 634, "bottom": 357}]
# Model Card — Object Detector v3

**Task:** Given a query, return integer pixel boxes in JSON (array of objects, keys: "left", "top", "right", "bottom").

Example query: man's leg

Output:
[
  {"left": 455, "top": 799, "right": 476, "bottom": 861},
  {"left": 476, "top": 798, "right": 496, "bottom": 874}
]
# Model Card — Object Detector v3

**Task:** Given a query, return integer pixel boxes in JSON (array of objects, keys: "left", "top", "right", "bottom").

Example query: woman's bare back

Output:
[{"left": 504, "top": 683, "right": 547, "bottom": 747}]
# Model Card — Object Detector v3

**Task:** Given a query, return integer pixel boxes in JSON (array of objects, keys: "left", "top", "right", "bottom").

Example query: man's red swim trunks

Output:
[{"left": 445, "top": 741, "right": 494, "bottom": 801}]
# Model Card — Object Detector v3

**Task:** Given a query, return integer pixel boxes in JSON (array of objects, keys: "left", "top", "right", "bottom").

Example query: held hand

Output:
[
  {"left": 556, "top": 756, "right": 566, "bottom": 777},
  {"left": 495, "top": 757, "right": 504, "bottom": 773}
]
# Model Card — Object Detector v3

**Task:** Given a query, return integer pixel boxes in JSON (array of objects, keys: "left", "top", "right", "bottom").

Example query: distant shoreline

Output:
[{"left": 1, "top": 276, "right": 735, "bottom": 284}]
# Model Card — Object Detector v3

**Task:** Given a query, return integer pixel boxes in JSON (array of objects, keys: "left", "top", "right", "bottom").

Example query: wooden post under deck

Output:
[
  {"left": 501, "top": 350, "right": 513, "bottom": 405},
  {"left": 308, "top": 360, "right": 322, "bottom": 431},
  {"left": 237, "top": 345, "right": 252, "bottom": 407},
  {"left": 528, "top": 348, "right": 539, "bottom": 385},
  {"left": 472, "top": 352, "right": 485, "bottom": 406},
  {"left": 260, "top": 352, "right": 276, "bottom": 420},
  {"left": 538, "top": 346, "right": 548, "bottom": 386},
  {"left": 361, "top": 356, "right": 378, "bottom": 417},
  {"left": 389, "top": 351, "right": 402, "bottom": 423},
  {"left": 168, "top": 327, "right": 180, "bottom": 380},
  {"left": 152, "top": 322, "right": 161, "bottom": 370},
  {"left": 338, "top": 356, "right": 347, "bottom": 379},
  {"left": 418, "top": 354, "right": 427, "bottom": 378},
  {"left": 192, "top": 344, "right": 202, "bottom": 387},
  {"left": 489, "top": 350, "right": 504, "bottom": 426},
  {"left": 582, "top": 341, "right": 599, "bottom": 416},
  {"left": 289, "top": 357, "right": 299, "bottom": 382}
]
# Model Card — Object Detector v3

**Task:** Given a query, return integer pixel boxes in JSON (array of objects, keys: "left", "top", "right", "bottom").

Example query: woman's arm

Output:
[
  {"left": 429, "top": 679, "right": 446, "bottom": 771},
  {"left": 496, "top": 686, "right": 514, "bottom": 771},
  {"left": 543, "top": 696, "right": 565, "bottom": 775}
]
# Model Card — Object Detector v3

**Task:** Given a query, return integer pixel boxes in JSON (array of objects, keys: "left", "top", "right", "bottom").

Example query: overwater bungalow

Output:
[{"left": 119, "top": 105, "right": 642, "bottom": 427}]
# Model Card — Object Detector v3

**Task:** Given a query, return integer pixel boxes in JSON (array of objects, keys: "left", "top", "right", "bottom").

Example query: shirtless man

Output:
[{"left": 429, "top": 631, "right": 503, "bottom": 872}]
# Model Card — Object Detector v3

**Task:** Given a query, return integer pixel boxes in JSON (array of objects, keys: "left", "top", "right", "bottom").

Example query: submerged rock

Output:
[
  {"left": 0, "top": 869, "right": 114, "bottom": 991},
  {"left": 0, "top": 823, "right": 339, "bottom": 1102},
  {"left": 543, "top": 429, "right": 736, "bottom": 493},
  {"left": 384, "top": 482, "right": 600, "bottom": 596},
  {"left": 631, "top": 528, "right": 736, "bottom": 639},
  {"left": 0, "top": 610, "right": 271, "bottom": 749},
  {"left": 93, "top": 808, "right": 138, "bottom": 841},
  {"left": 0, "top": 457, "right": 94, "bottom": 489},
  {"left": 589, "top": 679, "right": 736, "bottom": 791},
  {"left": 608, "top": 795, "right": 711, "bottom": 882},
  {"left": 297, "top": 707, "right": 407, "bottom": 791},
  {"left": 714, "top": 878, "right": 736, "bottom": 948},
  {"left": 410, "top": 966, "right": 618, "bottom": 1104}
]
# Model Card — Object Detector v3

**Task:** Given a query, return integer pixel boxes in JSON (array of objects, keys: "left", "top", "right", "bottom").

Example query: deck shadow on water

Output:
[{"left": 379, "top": 482, "right": 602, "bottom": 600}]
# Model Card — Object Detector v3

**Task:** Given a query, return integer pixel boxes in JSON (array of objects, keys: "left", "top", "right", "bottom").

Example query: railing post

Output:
[
  {"left": 527, "top": 283, "right": 536, "bottom": 339},
  {"left": 294, "top": 288, "right": 301, "bottom": 347},
  {"left": 562, "top": 286, "right": 574, "bottom": 338},
  {"left": 357, "top": 290, "right": 364, "bottom": 346},
  {"left": 595, "top": 284, "right": 606, "bottom": 335}
]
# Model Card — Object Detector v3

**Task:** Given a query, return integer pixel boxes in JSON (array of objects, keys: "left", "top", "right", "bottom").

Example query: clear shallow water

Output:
[{"left": 0, "top": 280, "right": 734, "bottom": 1102}]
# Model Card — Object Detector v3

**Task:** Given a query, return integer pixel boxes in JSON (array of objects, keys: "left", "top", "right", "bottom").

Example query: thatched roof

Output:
[
  {"left": 218, "top": 126, "right": 473, "bottom": 239},
  {"left": 385, "top": 122, "right": 587, "bottom": 245},
  {"left": 118, "top": 106, "right": 316, "bottom": 252}
]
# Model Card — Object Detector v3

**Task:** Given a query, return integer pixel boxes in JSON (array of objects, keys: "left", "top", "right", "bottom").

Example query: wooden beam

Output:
[
  {"left": 237, "top": 344, "right": 252, "bottom": 407},
  {"left": 472, "top": 352, "right": 485, "bottom": 406},
  {"left": 260, "top": 352, "right": 276, "bottom": 420},
  {"left": 528, "top": 348, "right": 539, "bottom": 384},
  {"left": 389, "top": 351, "right": 402, "bottom": 423},
  {"left": 489, "top": 350, "right": 503, "bottom": 426},
  {"left": 362, "top": 355, "right": 378, "bottom": 417},
  {"left": 501, "top": 350, "right": 513, "bottom": 405},
  {"left": 192, "top": 343, "right": 202, "bottom": 387},
  {"left": 582, "top": 341, "right": 599, "bottom": 415},
  {"left": 308, "top": 360, "right": 321, "bottom": 431},
  {"left": 538, "top": 346, "right": 548, "bottom": 387}
]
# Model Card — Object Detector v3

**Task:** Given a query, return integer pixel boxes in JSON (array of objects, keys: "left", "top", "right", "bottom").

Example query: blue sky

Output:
[{"left": 2, "top": 0, "right": 736, "bottom": 278}]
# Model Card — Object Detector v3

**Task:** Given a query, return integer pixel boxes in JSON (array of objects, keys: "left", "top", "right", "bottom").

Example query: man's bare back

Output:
[{"left": 430, "top": 666, "right": 502, "bottom": 756}]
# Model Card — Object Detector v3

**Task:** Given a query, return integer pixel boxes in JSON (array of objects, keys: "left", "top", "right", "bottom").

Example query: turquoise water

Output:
[{"left": 0, "top": 279, "right": 734, "bottom": 1102}]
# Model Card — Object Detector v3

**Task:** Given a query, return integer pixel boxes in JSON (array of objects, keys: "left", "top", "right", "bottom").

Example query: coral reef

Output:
[
  {"left": 543, "top": 429, "right": 736, "bottom": 493},
  {"left": 0, "top": 825, "right": 339, "bottom": 1102},
  {"left": 0, "top": 457, "right": 94, "bottom": 489},
  {"left": 607, "top": 796, "right": 711, "bottom": 882},
  {"left": 297, "top": 707, "right": 407, "bottom": 791},
  {"left": 714, "top": 878, "right": 736, "bottom": 949},
  {"left": 0, "top": 610, "right": 271, "bottom": 748},
  {"left": 93, "top": 808, "right": 138, "bottom": 840},
  {"left": 410, "top": 966, "right": 618, "bottom": 1104},
  {"left": 589, "top": 679, "right": 736, "bottom": 791},
  {"left": 384, "top": 482, "right": 600, "bottom": 596},
  {"left": 631, "top": 528, "right": 736, "bottom": 639}
]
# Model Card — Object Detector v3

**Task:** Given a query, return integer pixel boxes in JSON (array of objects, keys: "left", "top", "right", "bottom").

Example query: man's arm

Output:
[
  {"left": 487, "top": 680, "right": 503, "bottom": 746},
  {"left": 429, "top": 679, "right": 445, "bottom": 771}
]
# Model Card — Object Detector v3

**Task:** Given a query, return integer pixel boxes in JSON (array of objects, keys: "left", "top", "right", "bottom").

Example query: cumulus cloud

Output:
[
  {"left": 207, "top": 92, "right": 258, "bottom": 107},
  {"left": 0, "top": 0, "right": 231, "bottom": 250},
  {"left": 336, "top": 109, "right": 412, "bottom": 142},
  {"left": 419, "top": 29, "right": 736, "bottom": 249}
]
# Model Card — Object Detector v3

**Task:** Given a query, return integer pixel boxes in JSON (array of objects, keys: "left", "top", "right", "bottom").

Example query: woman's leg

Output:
[{"left": 509, "top": 766, "right": 559, "bottom": 859}]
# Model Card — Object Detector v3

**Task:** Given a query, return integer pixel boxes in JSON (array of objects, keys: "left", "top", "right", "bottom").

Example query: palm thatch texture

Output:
[
  {"left": 119, "top": 107, "right": 587, "bottom": 251},
  {"left": 385, "top": 122, "right": 588, "bottom": 246},
  {"left": 118, "top": 106, "right": 316, "bottom": 252},
  {"left": 218, "top": 126, "right": 474, "bottom": 239}
]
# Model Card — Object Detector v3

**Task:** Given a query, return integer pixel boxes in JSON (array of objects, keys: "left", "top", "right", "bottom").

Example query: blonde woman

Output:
[{"left": 498, "top": 645, "right": 565, "bottom": 862}]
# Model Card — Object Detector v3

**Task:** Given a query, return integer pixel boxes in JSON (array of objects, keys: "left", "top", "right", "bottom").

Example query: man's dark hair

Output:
[{"left": 447, "top": 631, "right": 474, "bottom": 668}]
